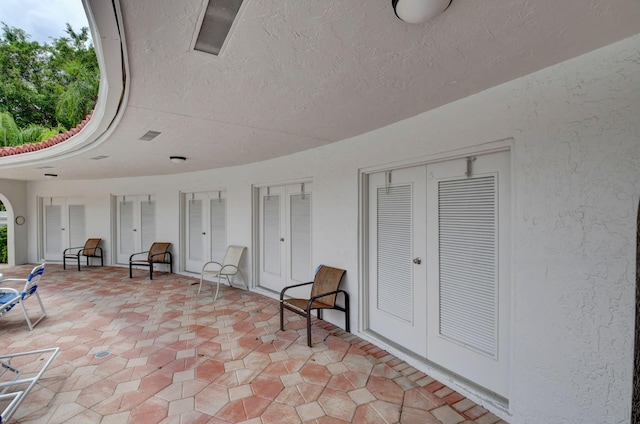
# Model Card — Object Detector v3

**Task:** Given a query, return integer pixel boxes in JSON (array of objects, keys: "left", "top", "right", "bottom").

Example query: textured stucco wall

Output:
[
  {"left": 0, "top": 179, "right": 28, "bottom": 265},
  {"left": 24, "top": 34, "right": 640, "bottom": 422}
]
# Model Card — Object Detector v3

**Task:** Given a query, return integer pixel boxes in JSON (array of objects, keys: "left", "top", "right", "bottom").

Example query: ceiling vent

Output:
[
  {"left": 194, "top": 0, "right": 244, "bottom": 56},
  {"left": 139, "top": 131, "right": 161, "bottom": 141},
  {"left": 90, "top": 155, "right": 109, "bottom": 160}
]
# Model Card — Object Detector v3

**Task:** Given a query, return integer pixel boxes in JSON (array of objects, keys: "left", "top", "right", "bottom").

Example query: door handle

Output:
[
  {"left": 413, "top": 257, "right": 422, "bottom": 265},
  {"left": 280, "top": 238, "right": 285, "bottom": 242}
]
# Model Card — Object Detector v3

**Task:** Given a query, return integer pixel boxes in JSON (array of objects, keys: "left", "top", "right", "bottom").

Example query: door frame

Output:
[
  {"left": 358, "top": 140, "right": 514, "bottom": 405},
  {"left": 251, "top": 178, "right": 313, "bottom": 298}
]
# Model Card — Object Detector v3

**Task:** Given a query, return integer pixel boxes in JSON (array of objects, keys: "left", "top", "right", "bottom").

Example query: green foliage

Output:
[
  {"left": 0, "top": 226, "right": 6, "bottom": 263},
  {"left": 0, "top": 111, "right": 19, "bottom": 146},
  {"left": 0, "top": 22, "right": 99, "bottom": 147}
]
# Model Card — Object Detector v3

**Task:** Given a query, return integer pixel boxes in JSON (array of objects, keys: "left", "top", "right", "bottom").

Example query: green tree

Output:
[{"left": 0, "top": 23, "right": 99, "bottom": 146}]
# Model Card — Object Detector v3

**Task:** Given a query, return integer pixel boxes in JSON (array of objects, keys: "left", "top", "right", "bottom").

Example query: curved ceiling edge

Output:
[{"left": 0, "top": 0, "right": 129, "bottom": 168}]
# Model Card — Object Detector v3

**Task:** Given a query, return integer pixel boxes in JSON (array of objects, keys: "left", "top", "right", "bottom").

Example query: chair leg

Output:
[
  {"left": 100, "top": 254, "right": 104, "bottom": 267},
  {"left": 344, "top": 293, "right": 350, "bottom": 333},
  {"left": 129, "top": 263, "right": 133, "bottom": 278},
  {"left": 150, "top": 264, "right": 153, "bottom": 280},
  {"left": 198, "top": 275, "right": 204, "bottom": 295},
  {"left": 214, "top": 275, "right": 221, "bottom": 301},
  {"left": 63, "top": 256, "right": 66, "bottom": 270},
  {"left": 77, "top": 255, "right": 81, "bottom": 271},
  {"left": 18, "top": 301, "right": 34, "bottom": 331},
  {"left": 306, "top": 309, "right": 312, "bottom": 347},
  {"left": 280, "top": 303, "right": 285, "bottom": 331}
]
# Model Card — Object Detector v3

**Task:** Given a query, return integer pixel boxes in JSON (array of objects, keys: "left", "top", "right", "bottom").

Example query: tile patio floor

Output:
[{"left": 0, "top": 264, "right": 508, "bottom": 424}]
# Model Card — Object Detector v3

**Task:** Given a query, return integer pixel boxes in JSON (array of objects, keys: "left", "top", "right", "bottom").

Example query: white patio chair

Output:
[
  {"left": 0, "top": 263, "right": 47, "bottom": 330},
  {"left": 0, "top": 347, "right": 59, "bottom": 423},
  {"left": 199, "top": 246, "right": 248, "bottom": 300}
]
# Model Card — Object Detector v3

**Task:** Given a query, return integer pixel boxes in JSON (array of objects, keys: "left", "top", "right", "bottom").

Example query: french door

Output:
[
  {"left": 115, "top": 195, "right": 156, "bottom": 264},
  {"left": 367, "top": 167, "right": 427, "bottom": 356},
  {"left": 184, "top": 191, "right": 227, "bottom": 273},
  {"left": 258, "top": 183, "right": 313, "bottom": 295},
  {"left": 42, "top": 197, "right": 86, "bottom": 261},
  {"left": 367, "top": 150, "right": 510, "bottom": 398}
]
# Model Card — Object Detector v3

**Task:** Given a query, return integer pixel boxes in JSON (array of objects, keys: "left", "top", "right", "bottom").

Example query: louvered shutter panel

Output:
[
  {"left": 438, "top": 176, "right": 497, "bottom": 357},
  {"left": 45, "top": 204, "right": 62, "bottom": 254},
  {"left": 210, "top": 198, "right": 226, "bottom": 262},
  {"left": 290, "top": 193, "right": 311, "bottom": 282},
  {"left": 188, "top": 199, "right": 203, "bottom": 261},
  {"left": 119, "top": 201, "right": 134, "bottom": 254},
  {"left": 263, "top": 195, "right": 280, "bottom": 274},
  {"left": 377, "top": 185, "right": 413, "bottom": 323},
  {"left": 140, "top": 200, "right": 156, "bottom": 250},
  {"left": 68, "top": 204, "right": 86, "bottom": 248}
]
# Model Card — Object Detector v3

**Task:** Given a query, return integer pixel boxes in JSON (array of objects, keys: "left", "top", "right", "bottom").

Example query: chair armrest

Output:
[
  {"left": 309, "top": 289, "right": 347, "bottom": 302},
  {"left": 83, "top": 246, "right": 103, "bottom": 256},
  {"left": 63, "top": 246, "right": 84, "bottom": 255},
  {"left": 279, "top": 281, "right": 314, "bottom": 300},
  {"left": 0, "top": 279, "right": 27, "bottom": 285},
  {"left": 129, "top": 251, "right": 150, "bottom": 262},
  {"left": 0, "top": 287, "right": 20, "bottom": 297},
  {"left": 149, "top": 251, "right": 171, "bottom": 262},
  {"left": 307, "top": 289, "right": 349, "bottom": 310},
  {"left": 202, "top": 261, "right": 223, "bottom": 272}
]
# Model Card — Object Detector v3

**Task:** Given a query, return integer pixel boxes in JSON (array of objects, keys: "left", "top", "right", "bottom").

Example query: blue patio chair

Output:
[{"left": 0, "top": 263, "right": 47, "bottom": 331}]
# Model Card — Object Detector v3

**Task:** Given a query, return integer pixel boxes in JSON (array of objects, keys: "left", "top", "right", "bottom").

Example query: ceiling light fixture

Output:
[
  {"left": 392, "top": 0, "right": 452, "bottom": 24},
  {"left": 44, "top": 173, "right": 58, "bottom": 179},
  {"left": 170, "top": 156, "right": 187, "bottom": 163}
]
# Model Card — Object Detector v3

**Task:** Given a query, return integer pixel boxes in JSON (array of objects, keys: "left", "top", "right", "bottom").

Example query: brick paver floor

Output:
[{"left": 0, "top": 264, "right": 508, "bottom": 423}]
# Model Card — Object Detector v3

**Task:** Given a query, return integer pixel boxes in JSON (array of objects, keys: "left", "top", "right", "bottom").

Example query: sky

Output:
[{"left": 0, "top": 0, "right": 89, "bottom": 44}]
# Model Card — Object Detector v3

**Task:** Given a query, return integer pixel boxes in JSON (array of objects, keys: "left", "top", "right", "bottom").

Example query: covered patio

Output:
[{"left": 0, "top": 264, "right": 504, "bottom": 423}]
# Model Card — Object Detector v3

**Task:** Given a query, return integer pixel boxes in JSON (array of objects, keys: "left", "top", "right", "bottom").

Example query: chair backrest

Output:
[
  {"left": 222, "top": 246, "right": 246, "bottom": 267},
  {"left": 22, "top": 263, "right": 45, "bottom": 297},
  {"left": 148, "top": 242, "right": 171, "bottom": 262},
  {"left": 310, "top": 265, "right": 346, "bottom": 307},
  {"left": 82, "top": 238, "right": 101, "bottom": 256}
]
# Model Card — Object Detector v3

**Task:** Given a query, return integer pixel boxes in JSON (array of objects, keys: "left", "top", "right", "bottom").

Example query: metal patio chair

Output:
[
  {"left": 63, "top": 238, "right": 103, "bottom": 271},
  {"left": 0, "top": 263, "right": 47, "bottom": 331},
  {"left": 129, "top": 242, "right": 173, "bottom": 280},
  {"left": 199, "top": 246, "right": 248, "bottom": 300},
  {"left": 0, "top": 347, "right": 60, "bottom": 423},
  {"left": 280, "top": 265, "right": 349, "bottom": 347}
]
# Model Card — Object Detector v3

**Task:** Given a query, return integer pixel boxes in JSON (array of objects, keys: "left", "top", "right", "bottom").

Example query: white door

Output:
[
  {"left": 184, "top": 191, "right": 227, "bottom": 273},
  {"left": 426, "top": 151, "right": 510, "bottom": 398},
  {"left": 115, "top": 195, "right": 156, "bottom": 264},
  {"left": 258, "top": 183, "right": 313, "bottom": 295},
  {"left": 43, "top": 197, "right": 86, "bottom": 261},
  {"left": 366, "top": 151, "right": 511, "bottom": 398},
  {"left": 367, "top": 167, "right": 427, "bottom": 356}
]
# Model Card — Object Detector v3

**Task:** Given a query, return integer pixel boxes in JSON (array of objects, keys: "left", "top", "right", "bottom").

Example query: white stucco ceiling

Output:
[{"left": 1, "top": 0, "right": 640, "bottom": 181}]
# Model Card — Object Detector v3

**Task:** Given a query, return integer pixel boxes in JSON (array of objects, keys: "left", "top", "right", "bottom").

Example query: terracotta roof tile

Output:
[{"left": 0, "top": 110, "right": 94, "bottom": 158}]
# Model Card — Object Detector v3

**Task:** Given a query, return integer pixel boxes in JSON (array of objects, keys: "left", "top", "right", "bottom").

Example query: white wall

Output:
[
  {"left": 0, "top": 179, "right": 28, "bottom": 265},
  {"left": 24, "top": 34, "right": 640, "bottom": 422}
]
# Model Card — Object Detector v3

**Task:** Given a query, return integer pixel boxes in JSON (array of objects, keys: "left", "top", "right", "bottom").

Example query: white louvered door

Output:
[
  {"left": 43, "top": 197, "right": 86, "bottom": 261},
  {"left": 258, "top": 183, "right": 313, "bottom": 295},
  {"left": 368, "top": 167, "right": 427, "bottom": 356},
  {"left": 115, "top": 195, "right": 156, "bottom": 264},
  {"left": 426, "top": 150, "right": 510, "bottom": 398},
  {"left": 184, "top": 191, "right": 227, "bottom": 273}
]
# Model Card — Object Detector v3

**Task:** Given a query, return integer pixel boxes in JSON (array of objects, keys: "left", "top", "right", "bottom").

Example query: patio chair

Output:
[
  {"left": 0, "top": 263, "right": 47, "bottom": 331},
  {"left": 63, "top": 238, "right": 103, "bottom": 271},
  {"left": 0, "top": 347, "right": 60, "bottom": 423},
  {"left": 199, "top": 246, "right": 248, "bottom": 300},
  {"left": 279, "top": 265, "right": 349, "bottom": 347},
  {"left": 129, "top": 242, "right": 173, "bottom": 280}
]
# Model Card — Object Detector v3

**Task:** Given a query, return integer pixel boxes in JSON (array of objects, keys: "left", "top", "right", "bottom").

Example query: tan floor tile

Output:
[{"left": 0, "top": 265, "right": 507, "bottom": 424}]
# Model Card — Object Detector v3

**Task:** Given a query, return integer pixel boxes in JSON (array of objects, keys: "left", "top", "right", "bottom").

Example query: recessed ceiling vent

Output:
[
  {"left": 195, "top": 0, "right": 244, "bottom": 56},
  {"left": 139, "top": 131, "right": 161, "bottom": 141}
]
